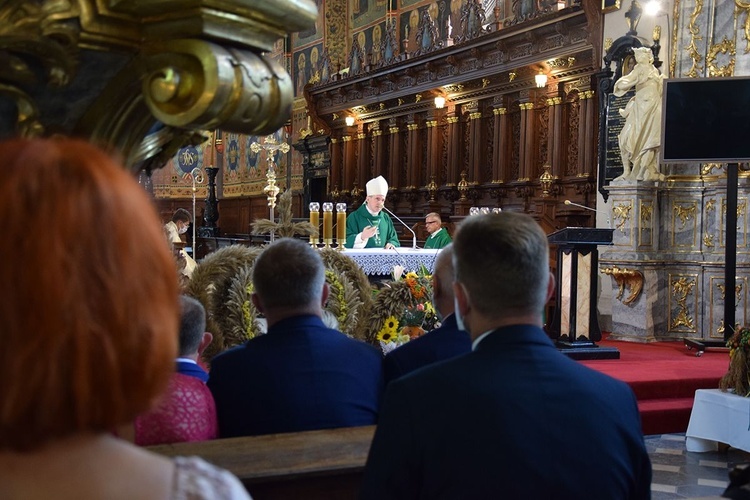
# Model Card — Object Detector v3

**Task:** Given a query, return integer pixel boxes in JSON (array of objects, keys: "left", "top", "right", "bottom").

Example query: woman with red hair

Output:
[{"left": 0, "top": 138, "right": 250, "bottom": 499}]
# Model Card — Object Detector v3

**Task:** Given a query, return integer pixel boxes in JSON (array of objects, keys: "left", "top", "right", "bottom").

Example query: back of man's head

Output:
[
  {"left": 178, "top": 295, "right": 207, "bottom": 357},
  {"left": 172, "top": 208, "right": 191, "bottom": 224},
  {"left": 452, "top": 212, "right": 549, "bottom": 320},
  {"left": 432, "top": 244, "right": 455, "bottom": 318},
  {"left": 252, "top": 238, "right": 325, "bottom": 310}
]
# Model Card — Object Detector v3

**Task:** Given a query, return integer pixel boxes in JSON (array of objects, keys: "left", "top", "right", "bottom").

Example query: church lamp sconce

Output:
[
  {"left": 539, "top": 164, "right": 559, "bottom": 197},
  {"left": 344, "top": 115, "right": 355, "bottom": 127},
  {"left": 535, "top": 69, "right": 548, "bottom": 88},
  {"left": 434, "top": 95, "right": 446, "bottom": 109},
  {"left": 425, "top": 175, "right": 438, "bottom": 201},
  {"left": 602, "top": 266, "right": 644, "bottom": 305}
]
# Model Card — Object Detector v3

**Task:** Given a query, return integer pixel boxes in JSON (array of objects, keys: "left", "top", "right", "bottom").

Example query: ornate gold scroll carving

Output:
[
  {"left": 671, "top": 277, "right": 696, "bottom": 330},
  {"left": 673, "top": 203, "right": 697, "bottom": 228},
  {"left": 140, "top": 40, "right": 293, "bottom": 135},
  {"left": 613, "top": 202, "right": 633, "bottom": 233},
  {"left": 736, "top": 0, "right": 750, "bottom": 53},
  {"left": 706, "top": 37, "right": 736, "bottom": 77},
  {"left": 602, "top": 266, "right": 644, "bottom": 305},
  {"left": 685, "top": 0, "right": 704, "bottom": 78}
]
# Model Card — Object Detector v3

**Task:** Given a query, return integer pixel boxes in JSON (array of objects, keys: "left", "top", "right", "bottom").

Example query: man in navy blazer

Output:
[
  {"left": 361, "top": 212, "right": 652, "bottom": 500},
  {"left": 208, "top": 238, "right": 383, "bottom": 438},
  {"left": 383, "top": 245, "right": 471, "bottom": 385}
]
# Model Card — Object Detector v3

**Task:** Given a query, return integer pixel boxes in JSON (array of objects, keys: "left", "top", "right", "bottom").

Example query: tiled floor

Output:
[{"left": 647, "top": 434, "right": 750, "bottom": 499}]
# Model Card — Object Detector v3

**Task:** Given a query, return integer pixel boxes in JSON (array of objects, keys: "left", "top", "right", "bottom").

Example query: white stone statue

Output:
[{"left": 613, "top": 46, "right": 665, "bottom": 182}]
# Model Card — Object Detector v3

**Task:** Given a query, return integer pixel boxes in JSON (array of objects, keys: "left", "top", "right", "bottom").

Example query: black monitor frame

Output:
[{"left": 660, "top": 76, "right": 750, "bottom": 164}]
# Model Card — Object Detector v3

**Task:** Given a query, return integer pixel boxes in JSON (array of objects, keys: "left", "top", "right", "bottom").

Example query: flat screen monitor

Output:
[{"left": 660, "top": 77, "right": 750, "bottom": 163}]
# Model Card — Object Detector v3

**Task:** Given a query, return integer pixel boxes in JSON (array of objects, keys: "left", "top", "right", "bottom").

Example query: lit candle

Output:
[
  {"left": 336, "top": 203, "right": 347, "bottom": 248},
  {"left": 309, "top": 202, "right": 320, "bottom": 247},
  {"left": 322, "top": 202, "right": 333, "bottom": 246}
]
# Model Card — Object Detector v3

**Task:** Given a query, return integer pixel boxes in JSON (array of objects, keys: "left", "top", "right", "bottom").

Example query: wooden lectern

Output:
[{"left": 547, "top": 227, "right": 619, "bottom": 360}]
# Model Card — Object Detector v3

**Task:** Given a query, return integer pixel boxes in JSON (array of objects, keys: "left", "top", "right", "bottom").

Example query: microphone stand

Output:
[
  {"left": 564, "top": 200, "right": 611, "bottom": 228},
  {"left": 382, "top": 206, "right": 417, "bottom": 249}
]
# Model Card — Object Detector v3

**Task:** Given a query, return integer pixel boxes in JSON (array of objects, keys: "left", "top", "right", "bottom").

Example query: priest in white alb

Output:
[{"left": 345, "top": 176, "right": 400, "bottom": 249}]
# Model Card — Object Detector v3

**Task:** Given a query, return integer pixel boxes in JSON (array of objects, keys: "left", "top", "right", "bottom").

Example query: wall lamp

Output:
[
  {"left": 434, "top": 95, "right": 446, "bottom": 109},
  {"left": 535, "top": 70, "right": 548, "bottom": 88},
  {"left": 345, "top": 115, "right": 355, "bottom": 126}
]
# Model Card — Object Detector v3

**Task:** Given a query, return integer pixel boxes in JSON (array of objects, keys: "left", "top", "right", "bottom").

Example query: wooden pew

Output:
[{"left": 148, "top": 425, "right": 375, "bottom": 500}]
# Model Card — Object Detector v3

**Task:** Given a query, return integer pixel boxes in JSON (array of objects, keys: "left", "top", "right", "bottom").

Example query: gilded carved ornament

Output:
[
  {"left": 671, "top": 277, "right": 696, "bottom": 331},
  {"left": 735, "top": 0, "right": 750, "bottom": 53},
  {"left": 722, "top": 199, "right": 747, "bottom": 219},
  {"left": 142, "top": 40, "right": 293, "bottom": 135},
  {"left": 685, "top": 0, "right": 704, "bottom": 78},
  {"left": 673, "top": 203, "right": 696, "bottom": 228},
  {"left": 640, "top": 204, "right": 652, "bottom": 225},
  {"left": 547, "top": 57, "right": 576, "bottom": 68},
  {"left": 1, "top": 0, "right": 316, "bottom": 169},
  {"left": 702, "top": 163, "right": 722, "bottom": 176},
  {"left": 602, "top": 266, "right": 644, "bottom": 305},
  {"left": 0, "top": 0, "right": 80, "bottom": 136},
  {"left": 613, "top": 202, "right": 633, "bottom": 233},
  {"left": 670, "top": 0, "right": 681, "bottom": 78},
  {"left": 717, "top": 282, "right": 743, "bottom": 303},
  {"left": 706, "top": 37, "right": 736, "bottom": 77}
]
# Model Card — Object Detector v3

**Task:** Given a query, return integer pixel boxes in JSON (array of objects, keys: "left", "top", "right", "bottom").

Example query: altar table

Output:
[
  {"left": 685, "top": 389, "right": 750, "bottom": 453},
  {"left": 341, "top": 248, "right": 441, "bottom": 276}
]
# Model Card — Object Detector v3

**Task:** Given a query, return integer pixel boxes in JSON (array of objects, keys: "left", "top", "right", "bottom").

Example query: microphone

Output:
[
  {"left": 388, "top": 243, "right": 410, "bottom": 271},
  {"left": 564, "top": 200, "right": 611, "bottom": 228},
  {"left": 382, "top": 206, "right": 418, "bottom": 250}
]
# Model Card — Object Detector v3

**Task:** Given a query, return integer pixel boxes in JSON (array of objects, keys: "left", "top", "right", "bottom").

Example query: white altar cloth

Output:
[
  {"left": 685, "top": 389, "right": 750, "bottom": 453},
  {"left": 341, "top": 248, "right": 441, "bottom": 276}
]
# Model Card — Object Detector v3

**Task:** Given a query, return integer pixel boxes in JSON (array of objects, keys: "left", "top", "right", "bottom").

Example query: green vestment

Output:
[
  {"left": 345, "top": 203, "right": 400, "bottom": 248},
  {"left": 423, "top": 227, "right": 452, "bottom": 249}
]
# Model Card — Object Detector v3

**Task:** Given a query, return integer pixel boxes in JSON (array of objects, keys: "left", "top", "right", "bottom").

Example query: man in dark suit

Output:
[
  {"left": 361, "top": 212, "right": 652, "bottom": 500},
  {"left": 382, "top": 244, "right": 470, "bottom": 385},
  {"left": 208, "top": 238, "right": 383, "bottom": 438}
]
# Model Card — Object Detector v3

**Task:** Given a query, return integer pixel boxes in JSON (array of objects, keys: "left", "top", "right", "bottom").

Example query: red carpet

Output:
[{"left": 579, "top": 338, "right": 730, "bottom": 435}]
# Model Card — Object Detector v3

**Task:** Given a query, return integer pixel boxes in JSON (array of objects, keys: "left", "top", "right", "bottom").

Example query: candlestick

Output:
[
  {"left": 322, "top": 202, "right": 333, "bottom": 248},
  {"left": 336, "top": 203, "right": 347, "bottom": 250},
  {"left": 309, "top": 202, "right": 320, "bottom": 248}
]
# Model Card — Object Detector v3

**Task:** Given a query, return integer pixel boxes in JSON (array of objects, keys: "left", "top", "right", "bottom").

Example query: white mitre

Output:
[{"left": 366, "top": 175, "right": 388, "bottom": 197}]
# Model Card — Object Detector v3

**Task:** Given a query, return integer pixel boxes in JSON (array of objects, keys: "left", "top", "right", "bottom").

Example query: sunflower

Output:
[
  {"left": 377, "top": 329, "right": 396, "bottom": 343},
  {"left": 384, "top": 315, "right": 399, "bottom": 331}
]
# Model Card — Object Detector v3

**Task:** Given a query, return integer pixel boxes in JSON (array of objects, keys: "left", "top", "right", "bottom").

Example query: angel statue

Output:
[{"left": 613, "top": 46, "right": 665, "bottom": 182}]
